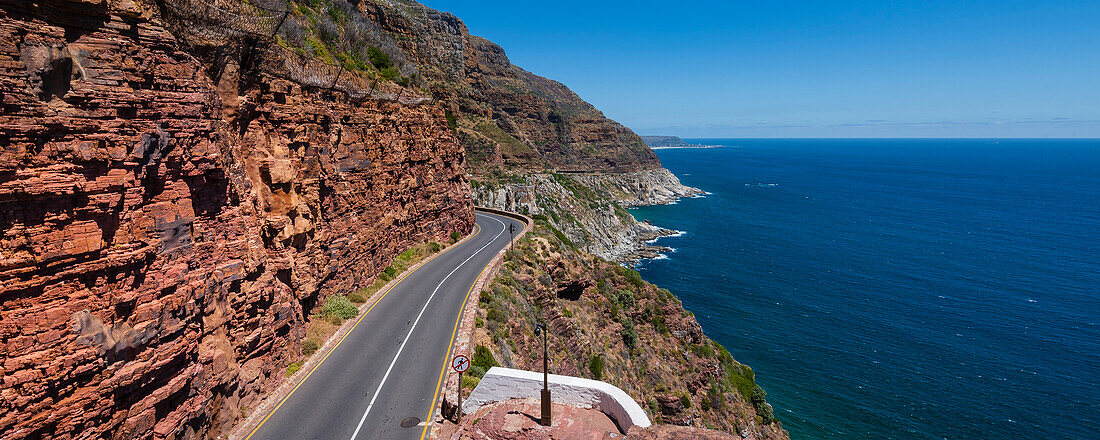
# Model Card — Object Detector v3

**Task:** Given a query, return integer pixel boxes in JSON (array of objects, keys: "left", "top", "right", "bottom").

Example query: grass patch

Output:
[
  {"left": 286, "top": 362, "right": 302, "bottom": 376},
  {"left": 474, "top": 121, "right": 532, "bottom": 157},
  {"left": 321, "top": 295, "right": 358, "bottom": 321}
]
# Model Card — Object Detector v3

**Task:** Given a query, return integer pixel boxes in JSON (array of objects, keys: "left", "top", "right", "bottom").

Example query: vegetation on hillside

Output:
[
  {"left": 268, "top": 0, "right": 417, "bottom": 86},
  {"left": 464, "top": 222, "right": 785, "bottom": 437}
]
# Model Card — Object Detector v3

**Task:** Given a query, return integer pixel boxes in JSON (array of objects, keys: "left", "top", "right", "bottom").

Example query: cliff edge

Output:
[{"left": 0, "top": 0, "right": 470, "bottom": 438}]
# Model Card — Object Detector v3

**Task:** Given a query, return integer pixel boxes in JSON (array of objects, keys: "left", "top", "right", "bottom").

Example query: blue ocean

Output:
[{"left": 629, "top": 139, "right": 1099, "bottom": 440}]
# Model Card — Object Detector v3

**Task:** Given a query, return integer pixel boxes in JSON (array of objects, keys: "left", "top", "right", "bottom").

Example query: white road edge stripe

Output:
[{"left": 349, "top": 213, "right": 507, "bottom": 440}]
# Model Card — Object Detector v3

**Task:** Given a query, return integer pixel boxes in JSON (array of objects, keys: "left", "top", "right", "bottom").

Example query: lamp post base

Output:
[{"left": 540, "top": 389, "right": 552, "bottom": 426}]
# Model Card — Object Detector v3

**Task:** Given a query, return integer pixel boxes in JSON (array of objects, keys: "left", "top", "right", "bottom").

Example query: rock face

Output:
[
  {"left": 353, "top": 0, "right": 661, "bottom": 173},
  {"left": 0, "top": 1, "right": 472, "bottom": 439},
  {"left": 567, "top": 168, "right": 702, "bottom": 207},
  {"left": 471, "top": 169, "right": 700, "bottom": 264}
]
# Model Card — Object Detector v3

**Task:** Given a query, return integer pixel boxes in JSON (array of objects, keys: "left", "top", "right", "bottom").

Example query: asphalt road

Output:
[{"left": 246, "top": 211, "right": 523, "bottom": 440}]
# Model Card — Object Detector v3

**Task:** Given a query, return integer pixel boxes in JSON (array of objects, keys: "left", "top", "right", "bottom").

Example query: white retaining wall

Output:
[{"left": 462, "top": 367, "right": 652, "bottom": 432}]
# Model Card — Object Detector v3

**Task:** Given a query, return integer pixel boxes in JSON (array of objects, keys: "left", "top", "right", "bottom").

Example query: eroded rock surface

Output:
[{"left": 0, "top": 1, "right": 471, "bottom": 439}]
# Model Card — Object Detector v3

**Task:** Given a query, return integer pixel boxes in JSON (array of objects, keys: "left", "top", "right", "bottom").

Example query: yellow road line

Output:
[
  {"left": 244, "top": 223, "right": 482, "bottom": 440},
  {"left": 419, "top": 235, "right": 497, "bottom": 439}
]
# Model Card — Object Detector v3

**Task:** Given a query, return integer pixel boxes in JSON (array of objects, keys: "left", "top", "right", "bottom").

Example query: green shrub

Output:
[
  {"left": 430, "top": 242, "right": 443, "bottom": 253},
  {"left": 650, "top": 311, "right": 671, "bottom": 335},
  {"left": 485, "top": 308, "right": 503, "bottom": 322},
  {"left": 445, "top": 110, "right": 458, "bottom": 131},
  {"left": 466, "top": 365, "right": 486, "bottom": 379},
  {"left": 751, "top": 384, "right": 777, "bottom": 423},
  {"left": 461, "top": 373, "right": 480, "bottom": 390},
  {"left": 321, "top": 295, "right": 358, "bottom": 320},
  {"left": 475, "top": 317, "right": 484, "bottom": 328},
  {"left": 618, "top": 266, "right": 646, "bottom": 289},
  {"left": 450, "top": 231, "right": 462, "bottom": 243},
  {"left": 381, "top": 66, "right": 401, "bottom": 81},
  {"left": 286, "top": 362, "right": 302, "bottom": 376},
  {"left": 616, "top": 289, "right": 636, "bottom": 310},
  {"left": 348, "top": 291, "right": 367, "bottom": 303},
  {"left": 588, "top": 355, "right": 604, "bottom": 380},
  {"left": 680, "top": 393, "right": 692, "bottom": 409},
  {"left": 620, "top": 315, "right": 637, "bottom": 350},
  {"left": 691, "top": 342, "right": 714, "bottom": 358},
  {"left": 367, "top": 46, "right": 391, "bottom": 69},
  {"left": 302, "top": 339, "right": 319, "bottom": 356},
  {"left": 472, "top": 345, "right": 498, "bottom": 371}
]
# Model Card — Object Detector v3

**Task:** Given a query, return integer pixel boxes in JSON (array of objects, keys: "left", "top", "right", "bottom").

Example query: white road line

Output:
[{"left": 349, "top": 214, "right": 507, "bottom": 440}]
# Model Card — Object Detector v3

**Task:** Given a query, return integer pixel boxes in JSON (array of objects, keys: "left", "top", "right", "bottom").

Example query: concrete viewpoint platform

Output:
[{"left": 462, "top": 367, "right": 652, "bottom": 433}]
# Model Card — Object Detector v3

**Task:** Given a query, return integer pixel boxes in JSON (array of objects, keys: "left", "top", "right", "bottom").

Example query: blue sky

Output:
[{"left": 418, "top": 0, "right": 1099, "bottom": 138}]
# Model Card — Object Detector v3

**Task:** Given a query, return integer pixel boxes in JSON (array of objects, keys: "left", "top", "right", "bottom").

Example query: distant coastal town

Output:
[{"left": 640, "top": 135, "right": 728, "bottom": 149}]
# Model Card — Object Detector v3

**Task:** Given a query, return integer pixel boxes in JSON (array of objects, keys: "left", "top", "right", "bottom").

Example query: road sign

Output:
[{"left": 452, "top": 354, "right": 470, "bottom": 373}]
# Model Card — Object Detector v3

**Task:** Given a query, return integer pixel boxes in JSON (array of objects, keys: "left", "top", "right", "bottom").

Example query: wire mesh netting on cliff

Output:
[{"left": 159, "top": 0, "right": 288, "bottom": 38}]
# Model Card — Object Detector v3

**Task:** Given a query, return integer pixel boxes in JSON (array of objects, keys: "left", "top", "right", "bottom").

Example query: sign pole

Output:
[{"left": 451, "top": 354, "right": 470, "bottom": 423}]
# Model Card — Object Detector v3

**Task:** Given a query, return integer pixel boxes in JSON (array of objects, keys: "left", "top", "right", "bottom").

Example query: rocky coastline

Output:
[{"left": 471, "top": 168, "right": 700, "bottom": 265}]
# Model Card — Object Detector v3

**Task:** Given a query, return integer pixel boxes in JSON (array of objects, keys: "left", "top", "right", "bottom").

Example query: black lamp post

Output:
[
  {"left": 534, "top": 323, "right": 550, "bottom": 426},
  {"left": 508, "top": 223, "right": 516, "bottom": 254}
]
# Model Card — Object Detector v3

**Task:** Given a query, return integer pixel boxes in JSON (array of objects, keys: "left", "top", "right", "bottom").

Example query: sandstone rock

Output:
[{"left": 0, "top": 1, "right": 472, "bottom": 439}]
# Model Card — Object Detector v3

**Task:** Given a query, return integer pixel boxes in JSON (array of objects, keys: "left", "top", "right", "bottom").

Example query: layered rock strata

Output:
[
  {"left": 343, "top": 0, "right": 660, "bottom": 173},
  {"left": 0, "top": 1, "right": 472, "bottom": 439},
  {"left": 566, "top": 168, "right": 702, "bottom": 208}
]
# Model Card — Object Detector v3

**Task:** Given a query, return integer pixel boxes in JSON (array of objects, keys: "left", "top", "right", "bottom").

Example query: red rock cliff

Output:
[{"left": 0, "top": 1, "right": 472, "bottom": 438}]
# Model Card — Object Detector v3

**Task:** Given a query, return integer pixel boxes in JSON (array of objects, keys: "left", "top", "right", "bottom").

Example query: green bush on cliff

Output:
[
  {"left": 588, "top": 355, "right": 604, "bottom": 379},
  {"left": 473, "top": 345, "right": 498, "bottom": 371},
  {"left": 367, "top": 46, "right": 391, "bottom": 69},
  {"left": 380, "top": 265, "right": 397, "bottom": 281},
  {"left": 620, "top": 315, "right": 637, "bottom": 350},
  {"left": 445, "top": 110, "right": 458, "bottom": 131},
  {"left": 301, "top": 339, "right": 319, "bottom": 356},
  {"left": 321, "top": 295, "right": 359, "bottom": 320},
  {"left": 616, "top": 289, "right": 636, "bottom": 310}
]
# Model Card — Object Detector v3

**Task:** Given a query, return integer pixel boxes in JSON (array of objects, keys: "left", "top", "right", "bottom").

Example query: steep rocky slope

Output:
[
  {"left": 463, "top": 220, "right": 788, "bottom": 439},
  {"left": 248, "top": 0, "right": 700, "bottom": 259},
  {"left": 470, "top": 171, "right": 696, "bottom": 264},
  {"left": 0, "top": 1, "right": 471, "bottom": 439},
  {"left": 345, "top": 0, "right": 660, "bottom": 173},
  {"left": 1, "top": 1, "right": 787, "bottom": 440}
]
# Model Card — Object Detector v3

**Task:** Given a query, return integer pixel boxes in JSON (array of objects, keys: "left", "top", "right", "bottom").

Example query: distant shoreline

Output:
[
  {"left": 650, "top": 144, "right": 729, "bottom": 150},
  {"left": 641, "top": 135, "right": 731, "bottom": 150}
]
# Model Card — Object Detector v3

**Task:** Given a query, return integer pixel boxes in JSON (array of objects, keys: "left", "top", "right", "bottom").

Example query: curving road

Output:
[{"left": 245, "top": 211, "right": 523, "bottom": 440}]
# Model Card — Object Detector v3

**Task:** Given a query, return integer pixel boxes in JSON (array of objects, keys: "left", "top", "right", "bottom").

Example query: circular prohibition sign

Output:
[{"left": 452, "top": 354, "right": 470, "bottom": 374}]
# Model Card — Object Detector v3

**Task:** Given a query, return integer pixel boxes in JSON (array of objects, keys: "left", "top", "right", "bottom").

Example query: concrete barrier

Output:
[{"left": 463, "top": 367, "right": 652, "bottom": 432}]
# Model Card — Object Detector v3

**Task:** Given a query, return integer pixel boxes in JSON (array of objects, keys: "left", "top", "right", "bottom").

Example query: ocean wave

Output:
[{"left": 645, "top": 230, "right": 687, "bottom": 244}]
